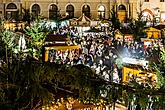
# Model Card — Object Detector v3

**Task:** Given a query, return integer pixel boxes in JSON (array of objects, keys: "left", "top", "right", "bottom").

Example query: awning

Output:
[
  {"left": 70, "top": 14, "right": 91, "bottom": 27},
  {"left": 45, "top": 45, "right": 81, "bottom": 51}
]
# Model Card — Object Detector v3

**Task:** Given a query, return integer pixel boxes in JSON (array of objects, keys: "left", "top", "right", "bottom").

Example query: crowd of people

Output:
[{"left": 47, "top": 26, "right": 162, "bottom": 83}]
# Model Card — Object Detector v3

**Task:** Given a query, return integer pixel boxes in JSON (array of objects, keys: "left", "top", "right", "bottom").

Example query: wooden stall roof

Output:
[
  {"left": 45, "top": 45, "right": 81, "bottom": 51},
  {"left": 154, "top": 24, "right": 165, "bottom": 30},
  {"left": 115, "top": 29, "right": 133, "bottom": 35},
  {"left": 144, "top": 27, "right": 161, "bottom": 39},
  {"left": 145, "top": 27, "right": 161, "bottom": 32},
  {"left": 84, "top": 27, "right": 103, "bottom": 33},
  {"left": 77, "top": 14, "right": 91, "bottom": 22},
  {"left": 70, "top": 14, "right": 91, "bottom": 27},
  {"left": 45, "top": 34, "right": 70, "bottom": 42}
]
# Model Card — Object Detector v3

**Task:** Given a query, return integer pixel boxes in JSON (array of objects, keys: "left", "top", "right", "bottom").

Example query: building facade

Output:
[
  {"left": 0, "top": 0, "right": 165, "bottom": 24},
  {"left": 140, "top": 0, "right": 165, "bottom": 24}
]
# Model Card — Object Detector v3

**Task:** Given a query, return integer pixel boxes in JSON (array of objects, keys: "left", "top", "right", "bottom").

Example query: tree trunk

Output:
[
  {"left": 5, "top": 45, "right": 8, "bottom": 65},
  {"left": 113, "top": 101, "right": 115, "bottom": 110}
]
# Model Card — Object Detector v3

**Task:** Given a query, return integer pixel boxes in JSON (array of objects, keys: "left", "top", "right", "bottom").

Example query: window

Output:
[
  {"left": 6, "top": 3, "right": 17, "bottom": 9},
  {"left": 6, "top": 3, "right": 18, "bottom": 20},
  {"left": 49, "top": 4, "right": 58, "bottom": 20},
  {"left": 66, "top": 4, "right": 74, "bottom": 19},
  {"left": 118, "top": 4, "right": 126, "bottom": 10},
  {"left": 98, "top": 5, "right": 105, "bottom": 19},
  {"left": 144, "top": 0, "right": 149, "bottom": 2},
  {"left": 31, "top": 4, "right": 40, "bottom": 18},
  {"left": 161, "top": 12, "right": 165, "bottom": 22},
  {"left": 160, "top": 0, "right": 164, "bottom": 2},
  {"left": 142, "top": 12, "right": 152, "bottom": 21},
  {"left": 82, "top": 5, "right": 90, "bottom": 18}
]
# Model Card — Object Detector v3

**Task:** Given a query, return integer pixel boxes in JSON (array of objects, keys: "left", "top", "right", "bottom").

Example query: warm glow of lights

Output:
[
  {"left": 161, "top": 12, "right": 165, "bottom": 22},
  {"left": 67, "top": 97, "right": 75, "bottom": 104},
  {"left": 98, "top": 5, "right": 105, "bottom": 11},
  {"left": 4, "top": 22, "right": 25, "bottom": 30},
  {"left": 41, "top": 98, "right": 108, "bottom": 110},
  {"left": 142, "top": 11, "right": 153, "bottom": 21},
  {"left": 143, "top": 11, "right": 149, "bottom": 17},
  {"left": 122, "top": 57, "right": 149, "bottom": 67}
]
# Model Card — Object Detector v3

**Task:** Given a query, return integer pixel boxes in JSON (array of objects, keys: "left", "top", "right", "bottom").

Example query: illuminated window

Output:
[
  {"left": 161, "top": 12, "right": 165, "bottom": 22},
  {"left": 142, "top": 11, "right": 152, "bottom": 21},
  {"left": 98, "top": 5, "right": 105, "bottom": 19}
]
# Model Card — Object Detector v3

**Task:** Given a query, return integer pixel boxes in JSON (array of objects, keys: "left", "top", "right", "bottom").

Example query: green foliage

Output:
[
  {"left": 160, "top": 49, "right": 165, "bottom": 64},
  {"left": 127, "top": 6, "right": 147, "bottom": 41},
  {"left": 128, "top": 18, "right": 146, "bottom": 41},
  {"left": 0, "top": 19, "right": 16, "bottom": 49},
  {"left": 0, "top": 19, "right": 5, "bottom": 58},
  {"left": 1, "top": 30, "right": 16, "bottom": 49},
  {"left": 0, "top": 53, "right": 165, "bottom": 109},
  {"left": 154, "top": 48, "right": 165, "bottom": 88},
  {"left": 115, "top": 58, "right": 123, "bottom": 69},
  {"left": 25, "top": 20, "right": 46, "bottom": 43},
  {"left": 0, "top": 23, "right": 17, "bottom": 60},
  {"left": 155, "top": 66, "right": 165, "bottom": 88},
  {"left": 0, "top": 58, "right": 106, "bottom": 109},
  {"left": 25, "top": 19, "right": 48, "bottom": 58}
]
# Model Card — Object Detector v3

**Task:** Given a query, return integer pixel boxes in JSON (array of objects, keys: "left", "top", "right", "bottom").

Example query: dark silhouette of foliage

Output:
[
  {"left": 22, "top": 8, "right": 31, "bottom": 25},
  {"left": 110, "top": 7, "right": 121, "bottom": 31}
]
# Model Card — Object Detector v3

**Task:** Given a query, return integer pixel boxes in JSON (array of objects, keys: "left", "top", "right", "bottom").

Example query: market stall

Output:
[
  {"left": 115, "top": 29, "right": 133, "bottom": 42},
  {"left": 70, "top": 14, "right": 91, "bottom": 36},
  {"left": 145, "top": 27, "right": 161, "bottom": 39},
  {"left": 122, "top": 57, "right": 157, "bottom": 84},
  {"left": 4, "top": 21, "right": 25, "bottom": 31},
  {"left": 44, "top": 34, "right": 81, "bottom": 62}
]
